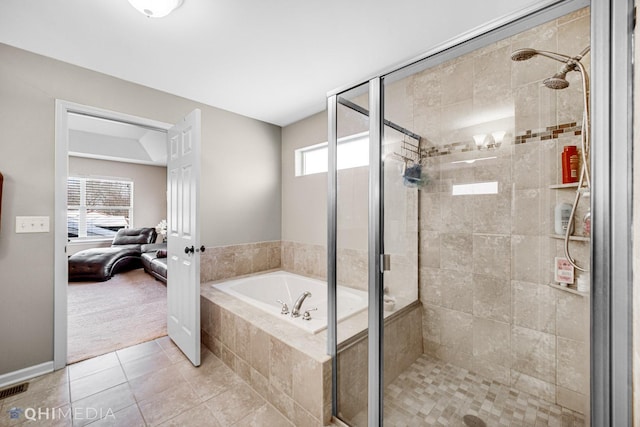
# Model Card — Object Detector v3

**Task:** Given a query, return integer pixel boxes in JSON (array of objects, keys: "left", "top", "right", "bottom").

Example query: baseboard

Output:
[{"left": 0, "top": 362, "right": 54, "bottom": 389}]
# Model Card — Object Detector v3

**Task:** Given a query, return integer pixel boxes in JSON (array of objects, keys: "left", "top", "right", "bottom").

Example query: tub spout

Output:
[{"left": 291, "top": 291, "right": 312, "bottom": 317}]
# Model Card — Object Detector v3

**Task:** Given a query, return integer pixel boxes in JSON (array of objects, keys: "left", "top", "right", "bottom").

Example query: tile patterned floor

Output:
[
  {"left": 0, "top": 337, "right": 292, "bottom": 427},
  {"left": 381, "top": 354, "right": 585, "bottom": 426},
  {"left": 1, "top": 341, "right": 586, "bottom": 426}
]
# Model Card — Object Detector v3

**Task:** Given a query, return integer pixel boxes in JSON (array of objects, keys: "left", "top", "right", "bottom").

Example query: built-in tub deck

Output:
[{"left": 200, "top": 269, "right": 421, "bottom": 426}]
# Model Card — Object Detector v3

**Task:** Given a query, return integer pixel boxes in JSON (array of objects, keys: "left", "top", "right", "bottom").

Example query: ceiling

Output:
[
  {"left": 0, "top": 0, "right": 545, "bottom": 126},
  {"left": 68, "top": 113, "right": 167, "bottom": 166}
]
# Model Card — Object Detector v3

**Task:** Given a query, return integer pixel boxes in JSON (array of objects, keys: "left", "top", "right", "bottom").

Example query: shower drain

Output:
[{"left": 463, "top": 414, "right": 487, "bottom": 427}]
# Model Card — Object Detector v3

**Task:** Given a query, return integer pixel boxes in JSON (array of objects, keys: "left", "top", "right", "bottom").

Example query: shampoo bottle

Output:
[
  {"left": 554, "top": 203, "right": 573, "bottom": 235},
  {"left": 562, "top": 145, "right": 579, "bottom": 183}
]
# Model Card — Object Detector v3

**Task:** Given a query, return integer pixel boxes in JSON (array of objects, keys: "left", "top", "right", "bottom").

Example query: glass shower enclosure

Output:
[{"left": 327, "top": 0, "right": 597, "bottom": 425}]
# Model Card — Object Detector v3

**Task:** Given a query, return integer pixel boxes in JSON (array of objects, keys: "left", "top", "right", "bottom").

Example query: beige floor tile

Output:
[
  {"left": 84, "top": 404, "right": 145, "bottom": 427},
  {"left": 121, "top": 351, "right": 174, "bottom": 381},
  {"left": 1, "top": 382, "right": 70, "bottom": 418},
  {"left": 19, "top": 404, "right": 73, "bottom": 427},
  {"left": 26, "top": 368, "right": 69, "bottom": 396},
  {"left": 137, "top": 381, "right": 201, "bottom": 426},
  {"left": 180, "top": 362, "right": 244, "bottom": 401},
  {"left": 69, "top": 366, "right": 126, "bottom": 403},
  {"left": 205, "top": 382, "right": 265, "bottom": 426},
  {"left": 128, "top": 364, "right": 186, "bottom": 403},
  {"left": 71, "top": 384, "right": 135, "bottom": 427},
  {"left": 157, "top": 402, "right": 221, "bottom": 427},
  {"left": 161, "top": 346, "right": 186, "bottom": 364},
  {"left": 68, "top": 354, "right": 119, "bottom": 382},
  {"left": 235, "top": 403, "right": 293, "bottom": 427},
  {"left": 176, "top": 348, "right": 221, "bottom": 377},
  {"left": 116, "top": 341, "right": 162, "bottom": 365},
  {"left": 0, "top": 406, "right": 27, "bottom": 427},
  {"left": 154, "top": 336, "right": 178, "bottom": 351}
]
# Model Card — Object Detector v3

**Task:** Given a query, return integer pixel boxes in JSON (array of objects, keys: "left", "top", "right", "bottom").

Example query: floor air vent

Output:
[
  {"left": 0, "top": 383, "right": 29, "bottom": 400},
  {"left": 463, "top": 414, "right": 487, "bottom": 427}
]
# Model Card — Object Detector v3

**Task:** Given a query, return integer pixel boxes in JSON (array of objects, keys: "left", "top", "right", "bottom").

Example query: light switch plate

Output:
[{"left": 16, "top": 216, "right": 50, "bottom": 233}]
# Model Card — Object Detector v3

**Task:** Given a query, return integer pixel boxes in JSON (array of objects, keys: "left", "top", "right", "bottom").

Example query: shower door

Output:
[
  {"left": 331, "top": 83, "right": 372, "bottom": 426},
  {"left": 376, "top": 5, "right": 593, "bottom": 425}
]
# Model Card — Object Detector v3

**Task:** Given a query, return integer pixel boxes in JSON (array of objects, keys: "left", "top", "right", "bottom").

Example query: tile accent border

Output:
[
  {"left": 515, "top": 122, "right": 582, "bottom": 144},
  {"left": 420, "top": 121, "right": 584, "bottom": 157}
]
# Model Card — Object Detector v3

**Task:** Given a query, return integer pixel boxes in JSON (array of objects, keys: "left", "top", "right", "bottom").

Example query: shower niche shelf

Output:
[
  {"left": 549, "top": 234, "right": 590, "bottom": 242},
  {"left": 549, "top": 183, "right": 580, "bottom": 189},
  {"left": 548, "top": 282, "right": 589, "bottom": 297}
]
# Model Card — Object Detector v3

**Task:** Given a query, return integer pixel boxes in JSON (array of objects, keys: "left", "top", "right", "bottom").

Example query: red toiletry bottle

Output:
[{"left": 562, "top": 145, "right": 579, "bottom": 183}]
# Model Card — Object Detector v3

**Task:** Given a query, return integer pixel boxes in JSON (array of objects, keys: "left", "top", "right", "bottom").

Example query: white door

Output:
[{"left": 167, "top": 109, "right": 201, "bottom": 366}]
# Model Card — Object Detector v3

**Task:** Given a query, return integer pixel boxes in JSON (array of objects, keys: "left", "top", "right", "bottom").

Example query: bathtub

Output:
[{"left": 212, "top": 271, "right": 368, "bottom": 334}]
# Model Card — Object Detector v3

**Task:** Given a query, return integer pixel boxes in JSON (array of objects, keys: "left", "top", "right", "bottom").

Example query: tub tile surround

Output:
[
  {"left": 201, "top": 273, "right": 422, "bottom": 426},
  {"left": 200, "top": 241, "right": 281, "bottom": 283},
  {"left": 201, "top": 280, "right": 332, "bottom": 426},
  {"left": 410, "top": 8, "right": 591, "bottom": 416}
]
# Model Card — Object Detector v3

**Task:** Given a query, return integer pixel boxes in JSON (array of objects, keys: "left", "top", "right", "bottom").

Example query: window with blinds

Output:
[{"left": 67, "top": 177, "right": 133, "bottom": 239}]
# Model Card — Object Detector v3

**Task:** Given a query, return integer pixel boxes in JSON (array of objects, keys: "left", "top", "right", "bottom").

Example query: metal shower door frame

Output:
[{"left": 327, "top": 0, "right": 633, "bottom": 425}]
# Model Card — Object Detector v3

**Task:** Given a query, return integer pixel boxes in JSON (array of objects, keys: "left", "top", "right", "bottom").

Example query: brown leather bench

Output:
[{"left": 68, "top": 227, "right": 157, "bottom": 281}]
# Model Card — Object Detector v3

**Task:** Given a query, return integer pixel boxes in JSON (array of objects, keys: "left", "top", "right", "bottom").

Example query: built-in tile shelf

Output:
[
  {"left": 549, "top": 183, "right": 590, "bottom": 194},
  {"left": 549, "top": 183, "right": 579, "bottom": 189},
  {"left": 548, "top": 282, "right": 589, "bottom": 297},
  {"left": 548, "top": 234, "right": 590, "bottom": 242}
]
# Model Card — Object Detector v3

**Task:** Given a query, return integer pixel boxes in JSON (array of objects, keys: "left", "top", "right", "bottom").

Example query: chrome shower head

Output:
[
  {"left": 511, "top": 46, "right": 589, "bottom": 91},
  {"left": 510, "top": 48, "right": 539, "bottom": 61},
  {"left": 543, "top": 61, "right": 576, "bottom": 90},
  {"left": 543, "top": 73, "right": 570, "bottom": 90}
]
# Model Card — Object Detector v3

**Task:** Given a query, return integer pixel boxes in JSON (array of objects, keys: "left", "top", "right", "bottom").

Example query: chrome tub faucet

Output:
[{"left": 291, "top": 291, "right": 312, "bottom": 317}]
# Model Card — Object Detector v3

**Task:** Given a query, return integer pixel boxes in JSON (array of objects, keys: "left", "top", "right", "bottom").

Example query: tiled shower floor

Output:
[{"left": 351, "top": 354, "right": 585, "bottom": 426}]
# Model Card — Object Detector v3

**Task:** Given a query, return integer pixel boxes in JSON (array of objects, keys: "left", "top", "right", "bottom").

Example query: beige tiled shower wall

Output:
[
  {"left": 200, "top": 241, "right": 281, "bottom": 283},
  {"left": 411, "top": 7, "right": 591, "bottom": 415}
]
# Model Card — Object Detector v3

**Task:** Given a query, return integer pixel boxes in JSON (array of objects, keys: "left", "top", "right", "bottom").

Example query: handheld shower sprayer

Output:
[{"left": 511, "top": 45, "right": 591, "bottom": 273}]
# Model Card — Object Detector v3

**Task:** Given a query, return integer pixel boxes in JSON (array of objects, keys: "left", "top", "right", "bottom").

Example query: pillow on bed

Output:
[{"left": 156, "top": 249, "right": 167, "bottom": 258}]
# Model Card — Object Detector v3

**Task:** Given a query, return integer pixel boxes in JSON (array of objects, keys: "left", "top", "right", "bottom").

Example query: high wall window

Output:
[
  {"left": 67, "top": 177, "right": 133, "bottom": 239},
  {"left": 295, "top": 132, "right": 369, "bottom": 176}
]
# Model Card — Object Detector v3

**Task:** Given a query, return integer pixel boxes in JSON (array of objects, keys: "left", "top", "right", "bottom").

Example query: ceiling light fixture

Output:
[{"left": 127, "top": 0, "right": 184, "bottom": 18}]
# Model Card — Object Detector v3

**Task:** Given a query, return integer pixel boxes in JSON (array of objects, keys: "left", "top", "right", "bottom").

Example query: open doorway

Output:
[
  {"left": 54, "top": 102, "right": 173, "bottom": 367},
  {"left": 65, "top": 113, "right": 169, "bottom": 363}
]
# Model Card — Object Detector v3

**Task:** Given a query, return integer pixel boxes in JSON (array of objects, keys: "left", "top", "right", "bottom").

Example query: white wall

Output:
[{"left": 0, "top": 43, "right": 281, "bottom": 375}]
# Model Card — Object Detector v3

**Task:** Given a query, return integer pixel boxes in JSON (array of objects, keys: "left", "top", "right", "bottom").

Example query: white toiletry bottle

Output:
[
  {"left": 554, "top": 203, "right": 573, "bottom": 235},
  {"left": 576, "top": 272, "right": 590, "bottom": 293}
]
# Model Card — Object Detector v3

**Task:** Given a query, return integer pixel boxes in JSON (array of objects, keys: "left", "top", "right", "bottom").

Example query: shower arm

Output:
[{"left": 531, "top": 50, "right": 574, "bottom": 63}]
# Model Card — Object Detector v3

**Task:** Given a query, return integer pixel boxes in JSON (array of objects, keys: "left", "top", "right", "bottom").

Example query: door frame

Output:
[{"left": 53, "top": 100, "right": 173, "bottom": 369}]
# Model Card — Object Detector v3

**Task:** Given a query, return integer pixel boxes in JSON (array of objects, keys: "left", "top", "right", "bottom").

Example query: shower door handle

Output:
[{"left": 381, "top": 254, "right": 391, "bottom": 272}]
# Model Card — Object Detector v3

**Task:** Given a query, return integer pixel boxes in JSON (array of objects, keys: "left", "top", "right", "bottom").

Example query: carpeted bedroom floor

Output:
[{"left": 67, "top": 268, "right": 167, "bottom": 364}]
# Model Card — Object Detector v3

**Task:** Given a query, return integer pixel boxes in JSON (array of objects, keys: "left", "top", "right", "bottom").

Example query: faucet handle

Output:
[
  {"left": 276, "top": 300, "right": 289, "bottom": 315},
  {"left": 302, "top": 308, "right": 318, "bottom": 321}
]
